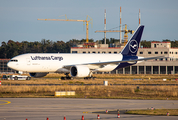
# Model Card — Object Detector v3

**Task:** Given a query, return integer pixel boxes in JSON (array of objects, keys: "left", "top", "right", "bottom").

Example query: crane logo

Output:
[{"left": 129, "top": 39, "right": 138, "bottom": 53}]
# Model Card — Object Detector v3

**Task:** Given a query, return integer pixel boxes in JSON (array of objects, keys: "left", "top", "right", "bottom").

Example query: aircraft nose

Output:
[
  {"left": 7, "top": 61, "right": 18, "bottom": 69},
  {"left": 7, "top": 62, "right": 13, "bottom": 69}
]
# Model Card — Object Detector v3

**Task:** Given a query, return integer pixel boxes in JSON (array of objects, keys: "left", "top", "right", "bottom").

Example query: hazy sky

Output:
[{"left": 0, "top": 0, "right": 178, "bottom": 44}]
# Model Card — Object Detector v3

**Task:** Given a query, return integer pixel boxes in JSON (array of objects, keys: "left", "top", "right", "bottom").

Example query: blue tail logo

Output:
[
  {"left": 129, "top": 40, "right": 138, "bottom": 53},
  {"left": 121, "top": 25, "right": 144, "bottom": 56}
]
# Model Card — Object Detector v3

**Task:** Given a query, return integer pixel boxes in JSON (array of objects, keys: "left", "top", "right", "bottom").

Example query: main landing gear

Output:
[
  {"left": 60, "top": 72, "right": 96, "bottom": 80},
  {"left": 61, "top": 73, "right": 73, "bottom": 80},
  {"left": 84, "top": 76, "right": 96, "bottom": 79},
  {"left": 84, "top": 71, "right": 96, "bottom": 79}
]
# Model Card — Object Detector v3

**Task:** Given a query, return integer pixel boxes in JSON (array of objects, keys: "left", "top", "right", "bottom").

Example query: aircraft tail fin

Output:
[{"left": 121, "top": 25, "right": 144, "bottom": 56}]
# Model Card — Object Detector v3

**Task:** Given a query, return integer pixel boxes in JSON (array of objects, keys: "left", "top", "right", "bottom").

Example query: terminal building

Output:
[
  {"left": 71, "top": 41, "right": 178, "bottom": 74},
  {"left": 0, "top": 59, "right": 17, "bottom": 74}
]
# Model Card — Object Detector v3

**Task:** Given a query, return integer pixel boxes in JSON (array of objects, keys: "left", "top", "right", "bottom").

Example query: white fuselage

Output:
[{"left": 7, "top": 53, "right": 123, "bottom": 73}]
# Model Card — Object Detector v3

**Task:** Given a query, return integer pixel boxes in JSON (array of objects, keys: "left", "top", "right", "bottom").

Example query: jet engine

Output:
[
  {"left": 70, "top": 65, "right": 90, "bottom": 77},
  {"left": 29, "top": 72, "right": 48, "bottom": 78}
]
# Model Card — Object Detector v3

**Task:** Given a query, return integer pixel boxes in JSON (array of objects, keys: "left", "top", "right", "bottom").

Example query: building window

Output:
[
  {"left": 98, "top": 52, "right": 100, "bottom": 54},
  {"left": 114, "top": 52, "right": 117, "bottom": 54},
  {"left": 102, "top": 52, "right": 106, "bottom": 54},
  {"left": 155, "top": 52, "right": 158, "bottom": 54},
  {"left": 72, "top": 51, "right": 77, "bottom": 53},
  {"left": 83, "top": 52, "right": 86, "bottom": 53},
  {"left": 154, "top": 44, "right": 156, "bottom": 48},
  {"left": 170, "top": 52, "right": 171, "bottom": 54},
  {"left": 148, "top": 52, "right": 151, "bottom": 54},
  {"left": 176, "top": 52, "right": 177, "bottom": 54},
  {"left": 140, "top": 52, "right": 143, "bottom": 54},
  {"left": 172, "top": 52, "right": 173, "bottom": 54},
  {"left": 92, "top": 51, "right": 96, "bottom": 53},
  {"left": 161, "top": 52, "right": 163, "bottom": 54},
  {"left": 109, "top": 52, "right": 111, "bottom": 54},
  {"left": 164, "top": 52, "right": 168, "bottom": 54},
  {"left": 88, "top": 52, "right": 90, "bottom": 53}
]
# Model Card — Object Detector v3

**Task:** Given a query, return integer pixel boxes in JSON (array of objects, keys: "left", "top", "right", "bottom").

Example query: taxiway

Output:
[{"left": 0, "top": 98, "right": 177, "bottom": 120}]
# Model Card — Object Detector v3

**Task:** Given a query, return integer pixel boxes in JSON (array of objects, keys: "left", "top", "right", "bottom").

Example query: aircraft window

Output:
[{"left": 10, "top": 59, "right": 18, "bottom": 62}]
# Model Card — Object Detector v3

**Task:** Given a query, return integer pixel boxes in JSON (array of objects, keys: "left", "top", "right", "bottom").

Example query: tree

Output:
[
  {"left": 0, "top": 42, "right": 7, "bottom": 58},
  {"left": 6, "top": 40, "right": 19, "bottom": 58},
  {"left": 1, "top": 39, "right": 178, "bottom": 59},
  {"left": 140, "top": 40, "right": 151, "bottom": 48}
]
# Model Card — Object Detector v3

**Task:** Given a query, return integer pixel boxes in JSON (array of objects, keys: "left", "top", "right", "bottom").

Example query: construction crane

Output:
[
  {"left": 123, "top": 24, "right": 134, "bottom": 45},
  {"left": 37, "top": 15, "right": 93, "bottom": 44},
  {"left": 95, "top": 24, "right": 134, "bottom": 46}
]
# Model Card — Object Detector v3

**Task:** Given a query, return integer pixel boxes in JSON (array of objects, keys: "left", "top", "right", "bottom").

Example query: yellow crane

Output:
[
  {"left": 37, "top": 15, "right": 93, "bottom": 44},
  {"left": 95, "top": 24, "right": 134, "bottom": 45}
]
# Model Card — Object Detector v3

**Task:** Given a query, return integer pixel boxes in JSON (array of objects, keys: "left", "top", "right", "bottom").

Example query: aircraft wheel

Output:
[
  {"left": 61, "top": 77, "right": 66, "bottom": 80},
  {"left": 14, "top": 76, "right": 18, "bottom": 80},
  {"left": 66, "top": 76, "right": 72, "bottom": 80},
  {"left": 26, "top": 76, "right": 31, "bottom": 80}
]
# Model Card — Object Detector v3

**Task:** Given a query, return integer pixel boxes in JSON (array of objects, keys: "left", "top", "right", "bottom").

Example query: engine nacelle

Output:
[
  {"left": 70, "top": 65, "right": 90, "bottom": 77},
  {"left": 29, "top": 72, "right": 48, "bottom": 78}
]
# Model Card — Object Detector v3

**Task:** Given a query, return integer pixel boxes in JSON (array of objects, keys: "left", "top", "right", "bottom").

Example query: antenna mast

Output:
[
  {"left": 120, "top": 7, "right": 122, "bottom": 44},
  {"left": 104, "top": 9, "right": 107, "bottom": 44}
]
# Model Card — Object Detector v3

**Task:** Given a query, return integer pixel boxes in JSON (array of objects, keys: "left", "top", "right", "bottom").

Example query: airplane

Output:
[{"left": 7, "top": 25, "right": 165, "bottom": 79}]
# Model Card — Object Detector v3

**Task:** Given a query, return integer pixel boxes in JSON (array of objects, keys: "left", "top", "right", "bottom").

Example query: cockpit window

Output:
[{"left": 10, "top": 59, "right": 18, "bottom": 62}]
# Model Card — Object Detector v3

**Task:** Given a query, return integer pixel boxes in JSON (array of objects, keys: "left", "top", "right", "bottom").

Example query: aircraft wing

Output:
[
  {"left": 64, "top": 56, "right": 168, "bottom": 68},
  {"left": 88, "top": 56, "right": 169, "bottom": 65}
]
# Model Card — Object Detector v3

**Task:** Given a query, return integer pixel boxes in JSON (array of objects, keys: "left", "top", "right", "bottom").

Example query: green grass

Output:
[{"left": 126, "top": 109, "right": 178, "bottom": 116}]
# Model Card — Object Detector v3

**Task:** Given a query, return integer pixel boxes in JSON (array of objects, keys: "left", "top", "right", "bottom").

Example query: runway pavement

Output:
[{"left": 0, "top": 98, "right": 178, "bottom": 120}]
